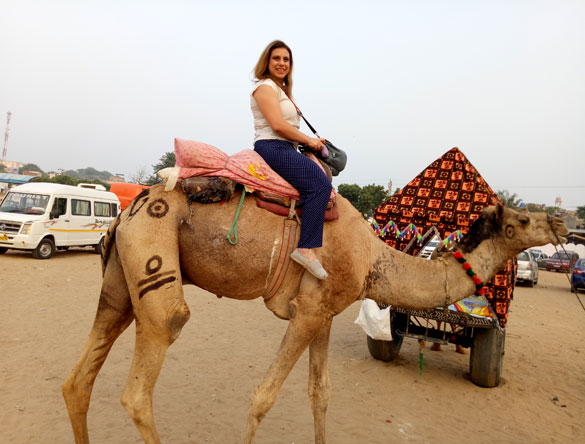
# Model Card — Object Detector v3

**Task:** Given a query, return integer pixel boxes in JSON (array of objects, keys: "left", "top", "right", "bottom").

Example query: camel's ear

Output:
[{"left": 495, "top": 202, "right": 505, "bottom": 223}]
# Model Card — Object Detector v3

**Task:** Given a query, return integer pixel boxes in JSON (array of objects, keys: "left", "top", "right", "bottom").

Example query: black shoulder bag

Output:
[{"left": 289, "top": 100, "right": 347, "bottom": 176}]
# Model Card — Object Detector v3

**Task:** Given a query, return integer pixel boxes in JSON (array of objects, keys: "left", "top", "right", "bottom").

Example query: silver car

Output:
[{"left": 517, "top": 250, "right": 539, "bottom": 287}]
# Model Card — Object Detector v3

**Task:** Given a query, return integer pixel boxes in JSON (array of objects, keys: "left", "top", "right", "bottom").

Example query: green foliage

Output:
[
  {"left": 338, "top": 183, "right": 389, "bottom": 218},
  {"left": 146, "top": 152, "right": 176, "bottom": 185},
  {"left": 62, "top": 167, "right": 114, "bottom": 181},
  {"left": 577, "top": 205, "right": 585, "bottom": 220},
  {"left": 30, "top": 174, "right": 110, "bottom": 190},
  {"left": 19, "top": 163, "right": 44, "bottom": 174},
  {"left": 337, "top": 184, "right": 361, "bottom": 208},
  {"left": 496, "top": 189, "right": 523, "bottom": 209},
  {"left": 0, "top": 163, "right": 6, "bottom": 173}
]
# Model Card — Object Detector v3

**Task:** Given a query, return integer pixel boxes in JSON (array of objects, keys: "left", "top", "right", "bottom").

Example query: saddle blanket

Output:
[{"left": 172, "top": 138, "right": 336, "bottom": 201}]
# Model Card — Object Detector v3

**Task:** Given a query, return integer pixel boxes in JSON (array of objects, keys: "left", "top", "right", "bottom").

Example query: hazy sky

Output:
[{"left": 1, "top": 1, "right": 584, "bottom": 208}]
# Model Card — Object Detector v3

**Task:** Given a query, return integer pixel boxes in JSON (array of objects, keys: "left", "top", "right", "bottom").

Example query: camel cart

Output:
[{"left": 366, "top": 148, "right": 514, "bottom": 388}]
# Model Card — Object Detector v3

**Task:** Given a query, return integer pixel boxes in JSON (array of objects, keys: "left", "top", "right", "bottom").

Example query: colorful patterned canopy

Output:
[{"left": 373, "top": 147, "right": 515, "bottom": 327}]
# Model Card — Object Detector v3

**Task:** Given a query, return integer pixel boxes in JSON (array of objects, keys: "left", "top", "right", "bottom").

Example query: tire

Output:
[
  {"left": 366, "top": 311, "right": 408, "bottom": 362},
  {"left": 527, "top": 279, "right": 534, "bottom": 288},
  {"left": 0, "top": 247, "right": 7, "bottom": 254},
  {"left": 94, "top": 237, "right": 105, "bottom": 255},
  {"left": 32, "top": 238, "right": 56, "bottom": 259},
  {"left": 470, "top": 327, "right": 506, "bottom": 388}
]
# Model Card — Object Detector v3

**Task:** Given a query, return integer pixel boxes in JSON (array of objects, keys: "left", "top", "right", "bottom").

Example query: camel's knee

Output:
[
  {"left": 120, "top": 391, "right": 152, "bottom": 427},
  {"left": 167, "top": 301, "right": 190, "bottom": 343},
  {"left": 138, "top": 299, "right": 190, "bottom": 345},
  {"left": 62, "top": 372, "right": 91, "bottom": 414}
]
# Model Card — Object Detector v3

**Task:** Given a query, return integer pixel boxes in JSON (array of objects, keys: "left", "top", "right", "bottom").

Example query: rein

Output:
[{"left": 549, "top": 215, "right": 585, "bottom": 313}]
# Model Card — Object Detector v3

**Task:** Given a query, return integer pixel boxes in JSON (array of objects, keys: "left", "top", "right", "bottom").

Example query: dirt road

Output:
[{"left": 1, "top": 250, "right": 584, "bottom": 443}]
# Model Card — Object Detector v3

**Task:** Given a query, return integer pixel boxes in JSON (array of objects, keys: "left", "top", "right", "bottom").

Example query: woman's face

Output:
[{"left": 267, "top": 47, "right": 290, "bottom": 83}]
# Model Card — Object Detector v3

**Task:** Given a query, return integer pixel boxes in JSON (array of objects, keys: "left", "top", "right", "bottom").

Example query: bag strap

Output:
[{"left": 288, "top": 96, "right": 320, "bottom": 138}]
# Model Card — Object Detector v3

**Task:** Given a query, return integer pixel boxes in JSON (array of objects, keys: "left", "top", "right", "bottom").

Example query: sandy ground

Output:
[{"left": 1, "top": 249, "right": 584, "bottom": 444}]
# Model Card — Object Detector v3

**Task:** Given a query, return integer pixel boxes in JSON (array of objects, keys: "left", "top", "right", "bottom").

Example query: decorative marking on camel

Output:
[
  {"left": 127, "top": 195, "right": 150, "bottom": 220},
  {"left": 136, "top": 255, "right": 178, "bottom": 299},
  {"left": 146, "top": 198, "right": 170, "bottom": 218}
]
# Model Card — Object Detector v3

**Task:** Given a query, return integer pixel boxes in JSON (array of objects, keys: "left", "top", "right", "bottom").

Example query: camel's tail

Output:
[{"left": 101, "top": 214, "right": 122, "bottom": 275}]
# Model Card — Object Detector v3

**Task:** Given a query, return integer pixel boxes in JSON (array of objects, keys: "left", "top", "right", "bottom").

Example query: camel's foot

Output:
[
  {"left": 430, "top": 342, "right": 442, "bottom": 352},
  {"left": 455, "top": 344, "right": 467, "bottom": 354}
]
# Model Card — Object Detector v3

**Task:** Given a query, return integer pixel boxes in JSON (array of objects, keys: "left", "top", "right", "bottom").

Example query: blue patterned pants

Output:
[{"left": 254, "top": 139, "right": 331, "bottom": 248}]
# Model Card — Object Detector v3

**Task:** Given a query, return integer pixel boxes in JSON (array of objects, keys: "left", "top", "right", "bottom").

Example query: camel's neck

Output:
[{"left": 363, "top": 236, "right": 510, "bottom": 309}]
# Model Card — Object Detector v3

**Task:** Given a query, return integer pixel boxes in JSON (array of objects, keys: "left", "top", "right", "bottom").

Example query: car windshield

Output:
[
  {"left": 0, "top": 192, "right": 50, "bottom": 215},
  {"left": 518, "top": 252, "right": 530, "bottom": 261},
  {"left": 552, "top": 253, "right": 572, "bottom": 260},
  {"left": 576, "top": 259, "right": 585, "bottom": 268}
]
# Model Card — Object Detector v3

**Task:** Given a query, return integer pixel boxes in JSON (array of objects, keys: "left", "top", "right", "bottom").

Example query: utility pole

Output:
[{"left": 2, "top": 111, "right": 12, "bottom": 161}]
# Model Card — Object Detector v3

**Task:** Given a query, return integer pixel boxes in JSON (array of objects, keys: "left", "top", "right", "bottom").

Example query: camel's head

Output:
[{"left": 458, "top": 203, "right": 568, "bottom": 255}]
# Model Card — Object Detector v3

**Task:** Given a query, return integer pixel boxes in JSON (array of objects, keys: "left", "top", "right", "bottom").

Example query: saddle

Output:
[{"left": 160, "top": 138, "right": 338, "bottom": 220}]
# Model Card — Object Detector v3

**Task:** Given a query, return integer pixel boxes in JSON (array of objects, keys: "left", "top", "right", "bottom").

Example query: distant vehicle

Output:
[
  {"left": 546, "top": 251, "right": 579, "bottom": 273},
  {"left": 0, "top": 183, "right": 120, "bottom": 259},
  {"left": 536, "top": 252, "right": 549, "bottom": 269},
  {"left": 516, "top": 250, "right": 539, "bottom": 287},
  {"left": 571, "top": 258, "right": 585, "bottom": 292},
  {"left": 109, "top": 183, "right": 150, "bottom": 211}
]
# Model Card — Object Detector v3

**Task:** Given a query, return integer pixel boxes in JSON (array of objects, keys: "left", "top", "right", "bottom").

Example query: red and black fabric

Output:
[{"left": 373, "top": 147, "right": 515, "bottom": 327}]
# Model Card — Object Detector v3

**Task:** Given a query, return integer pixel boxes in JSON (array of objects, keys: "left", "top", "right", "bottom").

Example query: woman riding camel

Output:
[{"left": 251, "top": 40, "right": 332, "bottom": 280}]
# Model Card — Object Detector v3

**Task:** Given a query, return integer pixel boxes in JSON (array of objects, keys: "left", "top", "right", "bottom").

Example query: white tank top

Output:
[{"left": 251, "top": 78, "right": 300, "bottom": 143}]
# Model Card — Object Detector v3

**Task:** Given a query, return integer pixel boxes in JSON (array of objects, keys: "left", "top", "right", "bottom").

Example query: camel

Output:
[{"left": 61, "top": 184, "right": 568, "bottom": 444}]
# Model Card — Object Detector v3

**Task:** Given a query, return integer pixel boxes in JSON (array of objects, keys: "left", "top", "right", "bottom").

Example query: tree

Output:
[
  {"left": 19, "top": 163, "right": 43, "bottom": 174},
  {"left": 337, "top": 184, "right": 361, "bottom": 209},
  {"left": 496, "top": 189, "right": 523, "bottom": 209},
  {"left": 130, "top": 166, "right": 149, "bottom": 185},
  {"left": 577, "top": 205, "right": 585, "bottom": 221},
  {"left": 359, "top": 184, "right": 389, "bottom": 217},
  {"left": 337, "top": 183, "right": 389, "bottom": 218},
  {"left": 0, "top": 163, "right": 6, "bottom": 173},
  {"left": 146, "top": 152, "right": 176, "bottom": 185}
]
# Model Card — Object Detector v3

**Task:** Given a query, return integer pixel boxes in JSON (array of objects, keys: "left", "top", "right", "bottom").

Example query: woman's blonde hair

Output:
[{"left": 253, "top": 40, "right": 293, "bottom": 97}]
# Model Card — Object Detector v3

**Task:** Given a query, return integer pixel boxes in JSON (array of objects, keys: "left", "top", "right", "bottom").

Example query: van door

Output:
[
  {"left": 47, "top": 196, "right": 71, "bottom": 246},
  {"left": 69, "top": 197, "right": 97, "bottom": 245}
]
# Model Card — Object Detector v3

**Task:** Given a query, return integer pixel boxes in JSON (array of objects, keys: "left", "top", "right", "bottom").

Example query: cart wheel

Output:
[
  {"left": 470, "top": 327, "right": 505, "bottom": 388},
  {"left": 366, "top": 311, "right": 407, "bottom": 362},
  {"left": 33, "top": 238, "right": 56, "bottom": 259}
]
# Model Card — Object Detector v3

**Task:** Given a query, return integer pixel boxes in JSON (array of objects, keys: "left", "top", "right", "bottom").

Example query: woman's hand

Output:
[{"left": 305, "top": 137, "right": 326, "bottom": 151}]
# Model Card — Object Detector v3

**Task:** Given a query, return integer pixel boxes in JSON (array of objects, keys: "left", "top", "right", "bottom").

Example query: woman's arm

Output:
[{"left": 253, "top": 85, "right": 325, "bottom": 151}]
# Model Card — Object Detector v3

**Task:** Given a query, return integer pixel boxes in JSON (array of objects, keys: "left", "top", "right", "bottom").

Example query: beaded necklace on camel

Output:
[{"left": 453, "top": 251, "right": 485, "bottom": 296}]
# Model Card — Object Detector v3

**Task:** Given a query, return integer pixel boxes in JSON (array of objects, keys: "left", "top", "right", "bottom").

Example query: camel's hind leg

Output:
[
  {"left": 308, "top": 319, "right": 333, "bottom": 444},
  {"left": 241, "top": 294, "right": 331, "bottom": 444},
  {"left": 62, "top": 245, "right": 134, "bottom": 444}
]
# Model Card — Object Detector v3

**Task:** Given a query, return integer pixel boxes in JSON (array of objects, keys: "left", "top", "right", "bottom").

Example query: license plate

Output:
[{"left": 0, "top": 233, "right": 7, "bottom": 241}]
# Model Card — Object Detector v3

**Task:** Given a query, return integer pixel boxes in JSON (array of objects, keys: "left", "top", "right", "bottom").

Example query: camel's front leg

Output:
[
  {"left": 308, "top": 318, "right": 333, "bottom": 444},
  {"left": 62, "top": 245, "right": 134, "bottom": 444},
  {"left": 241, "top": 298, "right": 329, "bottom": 444}
]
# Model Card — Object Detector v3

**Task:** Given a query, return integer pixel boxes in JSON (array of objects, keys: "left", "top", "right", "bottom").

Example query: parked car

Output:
[
  {"left": 516, "top": 250, "right": 539, "bottom": 287},
  {"left": 546, "top": 251, "right": 579, "bottom": 273},
  {"left": 536, "top": 252, "right": 549, "bottom": 269},
  {"left": 570, "top": 258, "right": 585, "bottom": 292}
]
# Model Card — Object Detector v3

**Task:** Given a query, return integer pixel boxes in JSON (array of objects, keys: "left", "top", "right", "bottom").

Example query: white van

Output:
[{"left": 0, "top": 183, "right": 120, "bottom": 259}]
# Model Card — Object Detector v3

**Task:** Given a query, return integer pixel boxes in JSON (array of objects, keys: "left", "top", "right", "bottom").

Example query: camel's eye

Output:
[{"left": 518, "top": 215, "right": 529, "bottom": 225}]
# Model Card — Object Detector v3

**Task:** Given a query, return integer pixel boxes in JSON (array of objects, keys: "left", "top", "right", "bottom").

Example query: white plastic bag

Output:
[{"left": 354, "top": 299, "right": 392, "bottom": 341}]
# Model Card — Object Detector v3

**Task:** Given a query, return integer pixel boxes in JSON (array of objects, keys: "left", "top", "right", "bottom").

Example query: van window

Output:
[
  {"left": 95, "top": 201, "right": 111, "bottom": 217},
  {"left": 50, "top": 198, "right": 67, "bottom": 219},
  {"left": 72, "top": 199, "right": 91, "bottom": 216},
  {"left": 110, "top": 203, "right": 118, "bottom": 217}
]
